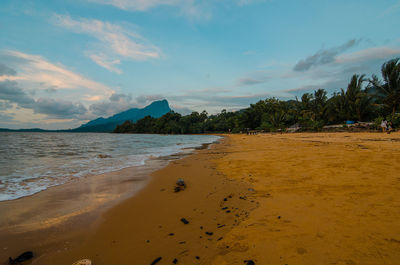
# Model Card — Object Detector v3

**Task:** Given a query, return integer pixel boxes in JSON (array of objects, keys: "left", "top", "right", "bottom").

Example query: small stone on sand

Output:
[{"left": 180, "top": 218, "right": 189, "bottom": 224}]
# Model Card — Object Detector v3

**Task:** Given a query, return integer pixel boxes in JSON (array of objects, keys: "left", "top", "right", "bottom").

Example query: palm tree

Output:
[
  {"left": 297, "top": 93, "right": 314, "bottom": 120},
  {"left": 327, "top": 89, "right": 347, "bottom": 123},
  {"left": 345, "top": 74, "right": 368, "bottom": 121},
  {"left": 312, "top": 89, "right": 328, "bottom": 121},
  {"left": 369, "top": 58, "right": 400, "bottom": 119}
]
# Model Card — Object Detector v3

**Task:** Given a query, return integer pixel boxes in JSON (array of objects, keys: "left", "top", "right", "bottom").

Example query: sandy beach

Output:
[{"left": 2, "top": 132, "right": 400, "bottom": 265}]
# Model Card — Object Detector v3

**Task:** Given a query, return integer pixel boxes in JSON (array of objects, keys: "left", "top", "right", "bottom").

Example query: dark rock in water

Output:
[
  {"left": 223, "top": 198, "right": 228, "bottom": 201},
  {"left": 169, "top": 233, "right": 175, "bottom": 236},
  {"left": 180, "top": 218, "right": 189, "bottom": 224},
  {"left": 217, "top": 237, "right": 223, "bottom": 241},
  {"left": 9, "top": 251, "right": 33, "bottom": 265},
  {"left": 277, "top": 216, "right": 281, "bottom": 219},
  {"left": 174, "top": 186, "right": 182, "bottom": 192},
  {"left": 150, "top": 257, "right": 162, "bottom": 265},
  {"left": 244, "top": 260, "right": 255, "bottom": 265},
  {"left": 217, "top": 224, "right": 225, "bottom": 228},
  {"left": 178, "top": 241, "right": 186, "bottom": 244},
  {"left": 172, "top": 258, "right": 178, "bottom": 264},
  {"left": 222, "top": 207, "right": 228, "bottom": 210},
  {"left": 205, "top": 232, "right": 213, "bottom": 236},
  {"left": 195, "top": 256, "right": 200, "bottom": 259},
  {"left": 226, "top": 210, "right": 231, "bottom": 213}
]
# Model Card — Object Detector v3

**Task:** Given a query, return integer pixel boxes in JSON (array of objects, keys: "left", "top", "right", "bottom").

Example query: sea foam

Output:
[{"left": 0, "top": 133, "right": 220, "bottom": 201}]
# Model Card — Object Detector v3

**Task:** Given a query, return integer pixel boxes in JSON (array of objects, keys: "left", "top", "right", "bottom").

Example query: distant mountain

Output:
[
  {"left": 0, "top": 128, "right": 49, "bottom": 132},
  {"left": 72, "top": 99, "right": 171, "bottom": 132},
  {"left": 0, "top": 100, "right": 172, "bottom": 133}
]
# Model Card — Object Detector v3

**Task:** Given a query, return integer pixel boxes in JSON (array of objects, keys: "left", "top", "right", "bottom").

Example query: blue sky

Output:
[{"left": 1, "top": 0, "right": 400, "bottom": 129}]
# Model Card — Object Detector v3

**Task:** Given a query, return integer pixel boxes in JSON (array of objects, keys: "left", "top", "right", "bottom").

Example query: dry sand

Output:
[
  {"left": 212, "top": 132, "right": 400, "bottom": 265},
  {"left": 1, "top": 132, "right": 400, "bottom": 265}
]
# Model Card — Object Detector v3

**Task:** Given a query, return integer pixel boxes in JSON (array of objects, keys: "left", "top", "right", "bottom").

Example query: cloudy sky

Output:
[{"left": 1, "top": 0, "right": 400, "bottom": 129}]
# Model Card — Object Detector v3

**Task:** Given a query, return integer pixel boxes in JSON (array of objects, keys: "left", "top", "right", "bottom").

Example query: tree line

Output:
[{"left": 114, "top": 58, "right": 400, "bottom": 134}]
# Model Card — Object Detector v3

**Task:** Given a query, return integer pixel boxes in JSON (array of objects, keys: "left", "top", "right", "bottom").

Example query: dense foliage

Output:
[{"left": 114, "top": 58, "right": 400, "bottom": 134}]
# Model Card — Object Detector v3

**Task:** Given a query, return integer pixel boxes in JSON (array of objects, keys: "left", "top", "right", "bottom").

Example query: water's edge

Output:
[
  {"left": 0, "top": 133, "right": 221, "bottom": 201},
  {"left": 0, "top": 137, "right": 223, "bottom": 235}
]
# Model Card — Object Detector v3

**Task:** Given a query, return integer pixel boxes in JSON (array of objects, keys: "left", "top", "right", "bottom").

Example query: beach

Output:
[{"left": 1, "top": 132, "right": 400, "bottom": 265}]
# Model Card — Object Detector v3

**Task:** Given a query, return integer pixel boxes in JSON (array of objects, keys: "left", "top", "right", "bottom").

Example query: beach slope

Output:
[{"left": 213, "top": 132, "right": 400, "bottom": 265}]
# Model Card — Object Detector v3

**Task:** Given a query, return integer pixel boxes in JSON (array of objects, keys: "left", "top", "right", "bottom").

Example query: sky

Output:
[{"left": 0, "top": 0, "right": 400, "bottom": 129}]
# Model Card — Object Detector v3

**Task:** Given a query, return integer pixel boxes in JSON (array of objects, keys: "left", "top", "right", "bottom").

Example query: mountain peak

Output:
[{"left": 74, "top": 99, "right": 171, "bottom": 132}]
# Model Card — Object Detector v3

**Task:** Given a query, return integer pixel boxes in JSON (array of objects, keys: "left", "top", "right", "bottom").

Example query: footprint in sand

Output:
[
  {"left": 218, "top": 241, "right": 249, "bottom": 255},
  {"left": 297, "top": 247, "right": 307, "bottom": 255}
]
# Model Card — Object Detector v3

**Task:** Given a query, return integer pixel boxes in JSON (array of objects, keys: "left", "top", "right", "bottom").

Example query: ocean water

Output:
[{"left": 0, "top": 132, "right": 220, "bottom": 201}]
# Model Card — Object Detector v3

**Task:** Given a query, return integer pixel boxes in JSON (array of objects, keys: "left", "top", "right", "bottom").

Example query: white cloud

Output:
[
  {"left": 54, "top": 14, "right": 161, "bottom": 73},
  {"left": 335, "top": 47, "right": 400, "bottom": 64},
  {"left": 238, "top": 0, "right": 265, "bottom": 6},
  {"left": 87, "top": 0, "right": 212, "bottom": 20},
  {"left": 89, "top": 54, "right": 122, "bottom": 74},
  {"left": 236, "top": 70, "right": 271, "bottom": 86},
  {"left": 0, "top": 49, "right": 115, "bottom": 125},
  {"left": 88, "top": 0, "right": 181, "bottom": 11},
  {"left": 88, "top": 0, "right": 263, "bottom": 18},
  {"left": 4, "top": 50, "right": 113, "bottom": 97},
  {"left": 380, "top": 1, "right": 400, "bottom": 16}
]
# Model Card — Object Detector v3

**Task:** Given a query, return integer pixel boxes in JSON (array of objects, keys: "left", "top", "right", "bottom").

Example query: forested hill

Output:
[{"left": 72, "top": 99, "right": 171, "bottom": 132}]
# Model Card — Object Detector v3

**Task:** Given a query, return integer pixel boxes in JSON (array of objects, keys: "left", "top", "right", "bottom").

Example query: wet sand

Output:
[
  {"left": 0, "top": 155, "right": 174, "bottom": 263},
  {"left": 0, "top": 140, "right": 256, "bottom": 265},
  {"left": 2, "top": 132, "right": 400, "bottom": 265}
]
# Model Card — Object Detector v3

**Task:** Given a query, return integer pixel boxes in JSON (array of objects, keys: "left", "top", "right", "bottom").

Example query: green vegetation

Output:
[{"left": 114, "top": 58, "right": 400, "bottom": 134}]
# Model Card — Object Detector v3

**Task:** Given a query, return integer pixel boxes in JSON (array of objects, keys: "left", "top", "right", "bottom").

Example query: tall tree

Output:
[
  {"left": 312, "top": 89, "right": 328, "bottom": 121},
  {"left": 345, "top": 74, "right": 370, "bottom": 121},
  {"left": 369, "top": 58, "right": 400, "bottom": 119}
]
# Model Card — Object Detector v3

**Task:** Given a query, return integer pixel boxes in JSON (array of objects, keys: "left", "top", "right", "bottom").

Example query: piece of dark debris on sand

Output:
[
  {"left": 150, "top": 256, "right": 162, "bottom": 265},
  {"left": 174, "top": 178, "right": 187, "bottom": 192},
  {"left": 9, "top": 251, "right": 34, "bottom": 265},
  {"left": 180, "top": 218, "right": 189, "bottom": 224}
]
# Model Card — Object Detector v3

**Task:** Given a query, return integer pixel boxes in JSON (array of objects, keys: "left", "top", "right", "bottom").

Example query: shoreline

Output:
[
  {"left": 0, "top": 134, "right": 220, "bottom": 203},
  {"left": 1, "top": 135, "right": 257, "bottom": 264},
  {"left": 0, "top": 141, "right": 222, "bottom": 262}
]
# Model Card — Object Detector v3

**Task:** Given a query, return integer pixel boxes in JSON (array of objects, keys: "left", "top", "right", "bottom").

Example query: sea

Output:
[{"left": 0, "top": 132, "right": 220, "bottom": 201}]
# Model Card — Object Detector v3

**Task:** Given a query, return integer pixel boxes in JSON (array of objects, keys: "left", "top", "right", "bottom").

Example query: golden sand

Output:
[
  {"left": 213, "top": 132, "right": 400, "bottom": 265},
  {"left": 1, "top": 132, "right": 400, "bottom": 265}
]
